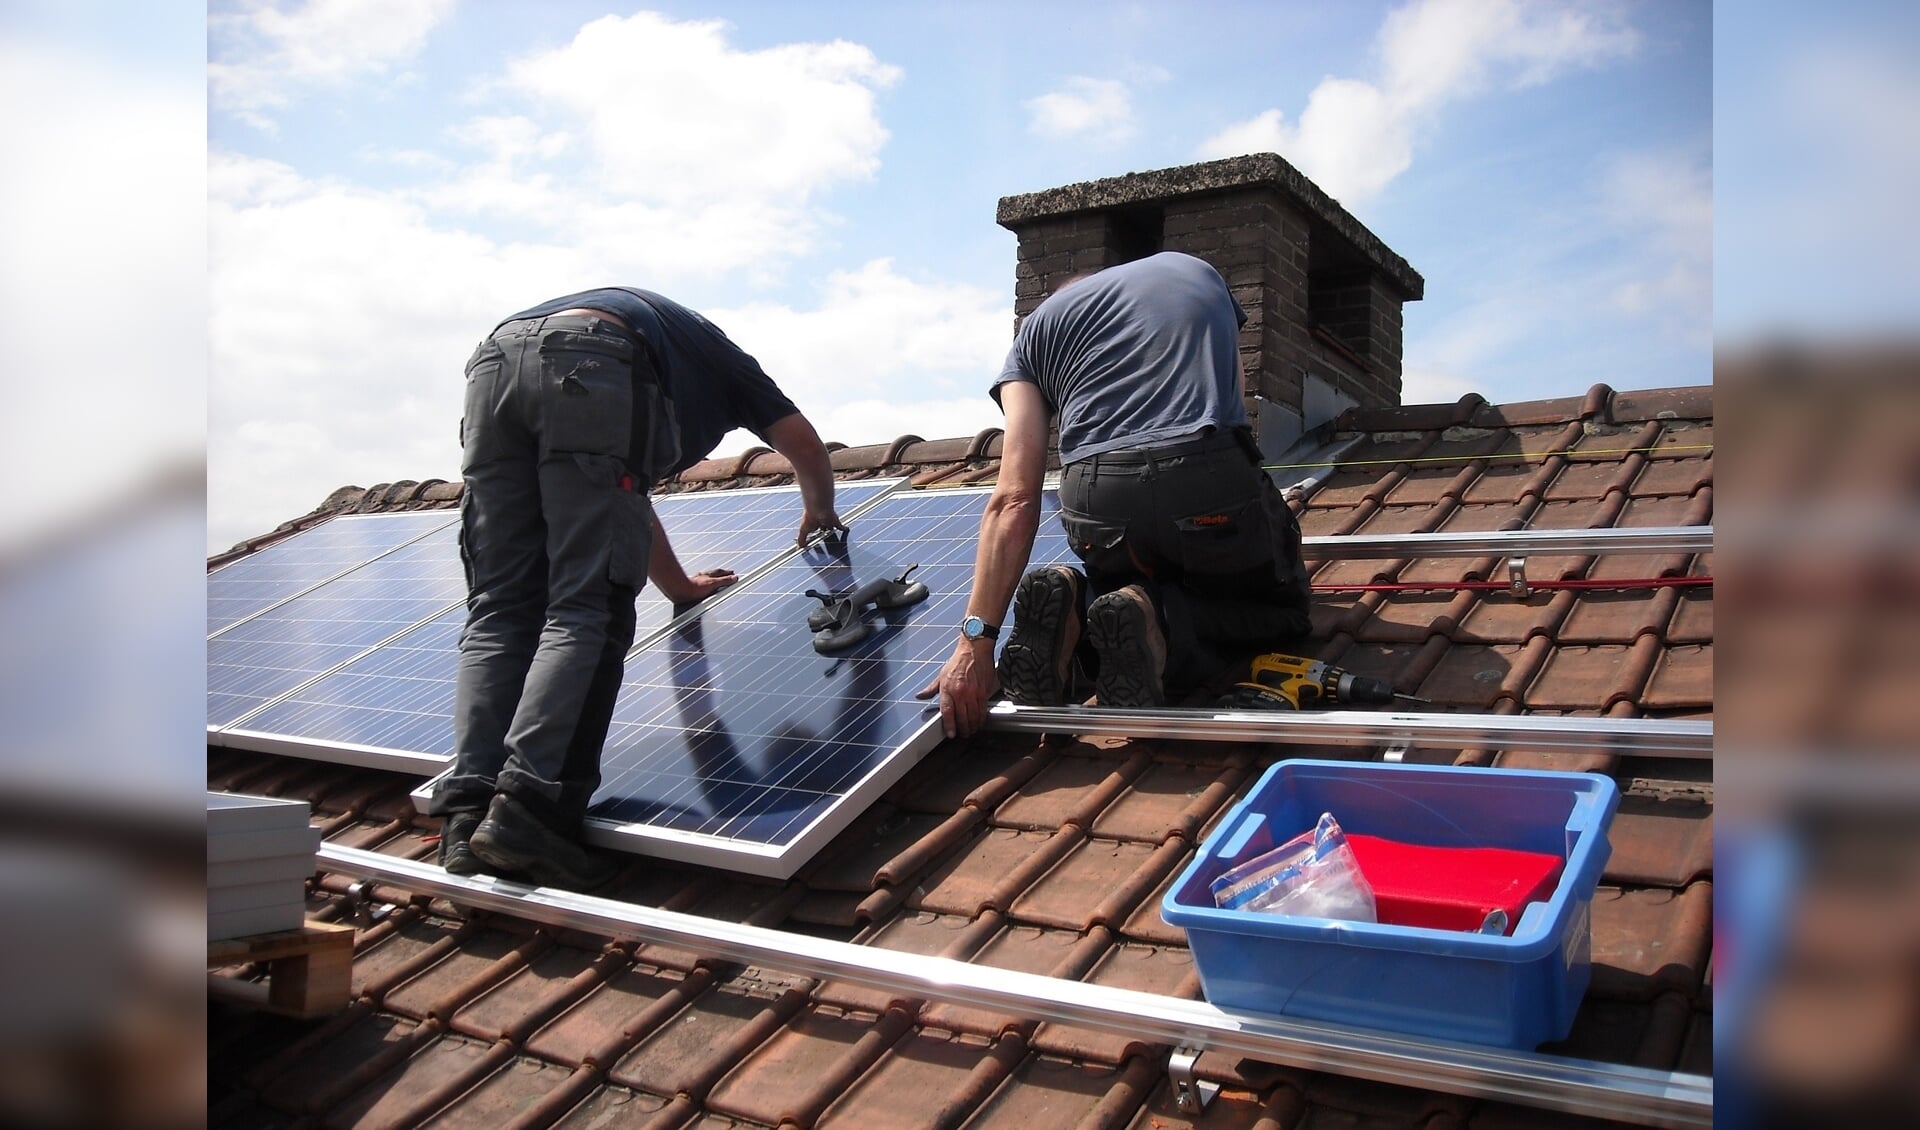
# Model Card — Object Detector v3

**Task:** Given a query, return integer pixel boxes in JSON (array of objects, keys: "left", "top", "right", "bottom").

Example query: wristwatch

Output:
[{"left": 960, "top": 615, "right": 999, "bottom": 642}]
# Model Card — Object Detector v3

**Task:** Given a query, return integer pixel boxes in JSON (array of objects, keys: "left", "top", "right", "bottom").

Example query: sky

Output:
[
  {"left": 201, "top": 0, "right": 1715, "bottom": 554},
  {"left": 1, "top": 5, "right": 1919, "bottom": 1118}
]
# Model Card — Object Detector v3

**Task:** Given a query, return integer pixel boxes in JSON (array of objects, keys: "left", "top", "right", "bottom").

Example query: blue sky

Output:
[{"left": 201, "top": 0, "right": 1713, "bottom": 553}]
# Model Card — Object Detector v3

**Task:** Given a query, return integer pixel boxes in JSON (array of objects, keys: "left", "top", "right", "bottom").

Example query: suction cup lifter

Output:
[{"left": 805, "top": 564, "right": 929, "bottom": 653}]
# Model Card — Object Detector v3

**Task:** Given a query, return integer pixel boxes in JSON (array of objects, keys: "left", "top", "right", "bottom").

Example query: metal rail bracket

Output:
[
  {"left": 1508, "top": 556, "right": 1531, "bottom": 598},
  {"left": 1169, "top": 1046, "right": 1219, "bottom": 1113}
]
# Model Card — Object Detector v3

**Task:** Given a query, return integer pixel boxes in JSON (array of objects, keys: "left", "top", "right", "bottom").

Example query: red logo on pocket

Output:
[{"left": 1191, "top": 513, "right": 1229, "bottom": 526}]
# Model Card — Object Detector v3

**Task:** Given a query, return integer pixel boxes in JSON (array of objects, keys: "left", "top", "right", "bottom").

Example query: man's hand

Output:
[
  {"left": 796, "top": 506, "right": 848, "bottom": 548},
  {"left": 657, "top": 567, "right": 737, "bottom": 605},
  {"left": 915, "top": 637, "right": 999, "bottom": 739}
]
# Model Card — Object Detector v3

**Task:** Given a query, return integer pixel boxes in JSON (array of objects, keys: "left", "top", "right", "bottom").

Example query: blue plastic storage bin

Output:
[{"left": 1161, "top": 759, "right": 1620, "bottom": 1048}]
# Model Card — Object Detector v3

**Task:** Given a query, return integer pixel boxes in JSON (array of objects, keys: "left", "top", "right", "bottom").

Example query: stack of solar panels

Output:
[{"left": 207, "top": 792, "right": 321, "bottom": 941}]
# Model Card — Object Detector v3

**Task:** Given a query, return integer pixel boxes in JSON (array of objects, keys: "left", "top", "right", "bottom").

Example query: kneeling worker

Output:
[{"left": 921, "top": 251, "right": 1311, "bottom": 738}]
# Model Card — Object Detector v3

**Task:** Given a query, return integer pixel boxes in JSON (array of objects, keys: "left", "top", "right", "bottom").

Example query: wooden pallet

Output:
[{"left": 207, "top": 921, "right": 356, "bottom": 1019}]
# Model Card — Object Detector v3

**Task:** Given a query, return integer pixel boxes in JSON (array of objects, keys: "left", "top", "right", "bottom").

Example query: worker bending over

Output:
[{"left": 435, "top": 287, "right": 844, "bottom": 889}]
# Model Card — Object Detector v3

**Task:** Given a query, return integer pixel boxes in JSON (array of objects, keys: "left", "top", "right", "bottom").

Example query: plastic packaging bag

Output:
[{"left": 1210, "top": 812, "right": 1378, "bottom": 922}]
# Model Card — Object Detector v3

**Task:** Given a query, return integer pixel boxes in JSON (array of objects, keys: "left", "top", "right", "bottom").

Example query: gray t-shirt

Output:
[{"left": 992, "top": 251, "right": 1248, "bottom": 464}]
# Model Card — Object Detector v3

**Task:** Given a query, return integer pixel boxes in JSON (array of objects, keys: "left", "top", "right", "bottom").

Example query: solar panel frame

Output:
[{"left": 218, "top": 480, "right": 907, "bottom": 773}]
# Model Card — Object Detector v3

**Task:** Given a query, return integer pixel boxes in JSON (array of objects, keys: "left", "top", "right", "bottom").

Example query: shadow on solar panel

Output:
[{"left": 580, "top": 486, "right": 1075, "bottom": 877}]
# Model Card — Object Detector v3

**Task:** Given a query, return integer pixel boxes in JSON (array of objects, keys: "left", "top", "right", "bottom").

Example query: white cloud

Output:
[
  {"left": 210, "top": 0, "right": 455, "bottom": 129},
  {"left": 1200, "top": 0, "right": 1640, "bottom": 204},
  {"left": 709, "top": 259, "right": 1012, "bottom": 445},
  {"left": 207, "top": 153, "right": 1011, "bottom": 550},
  {"left": 502, "top": 13, "right": 899, "bottom": 204},
  {"left": 1599, "top": 149, "right": 1711, "bottom": 343},
  {"left": 209, "top": 13, "right": 915, "bottom": 550},
  {"left": 1026, "top": 76, "right": 1135, "bottom": 143}
]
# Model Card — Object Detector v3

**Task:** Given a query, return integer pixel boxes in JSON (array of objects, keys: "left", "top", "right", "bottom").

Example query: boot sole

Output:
[
  {"left": 1087, "top": 596, "right": 1165, "bottom": 709},
  {"left": 998, "top": 569, "right": 1079, "bottom": 706}
]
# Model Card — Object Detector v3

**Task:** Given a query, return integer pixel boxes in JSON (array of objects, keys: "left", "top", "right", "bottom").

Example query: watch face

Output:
[{"left": 962, "top": 616, "right": 990, "bottom": 640}]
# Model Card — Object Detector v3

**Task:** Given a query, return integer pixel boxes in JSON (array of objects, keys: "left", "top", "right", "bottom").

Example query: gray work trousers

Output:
[
  {"left": 1059, "top": 427, "right": 1312, "bottom": 689},
  {"left": 433, "top": 314, "right": 657, "bottom": 832}
]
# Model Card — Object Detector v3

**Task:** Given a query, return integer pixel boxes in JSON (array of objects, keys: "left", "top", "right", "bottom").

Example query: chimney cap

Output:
[{"left": 995, "top": 153, "right": 1423, "bottom": 301}]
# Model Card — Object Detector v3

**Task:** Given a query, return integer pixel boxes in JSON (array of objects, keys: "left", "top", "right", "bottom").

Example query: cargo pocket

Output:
[
  {"left": 1173, "top": 497, "right": 1272, "bottom": 576},
  {"left": 1059, "top": 507, "right": 1132, "bottom": 576},
  {"left": 631, "top": 375, "right": 682, "bottom": 486},
  {"left": 607, "top": 479, "right": 652, "bottom": 590},
  {"left": 540, "top": 328, "right": 635, "bottom": 458}
]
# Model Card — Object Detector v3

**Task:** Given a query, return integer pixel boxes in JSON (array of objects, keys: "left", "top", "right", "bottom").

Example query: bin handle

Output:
[{"left": 1216, "top": 807, "right": 1268, "bottom": 861}]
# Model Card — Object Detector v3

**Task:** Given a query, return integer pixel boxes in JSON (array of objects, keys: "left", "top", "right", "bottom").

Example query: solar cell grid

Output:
[
  {"left": 218, "top": 481, "right": 901, "bottom": 766},
  {"left": 207, "top": 524, "right": 467, "bottom": 728},
  {"left": 207, "top": 512, "right": 458, "bottom": 635},
  {"left": 584, "top": 486, "right": 1075, "bottom": 873}
]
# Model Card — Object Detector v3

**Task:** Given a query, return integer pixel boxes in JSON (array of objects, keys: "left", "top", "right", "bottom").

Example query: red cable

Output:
[{"left": 1313, "top": 576, "right": 1712, "bottom": 594}]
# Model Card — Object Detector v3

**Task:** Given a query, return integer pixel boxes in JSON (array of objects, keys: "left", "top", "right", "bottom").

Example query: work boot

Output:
[
  {"left": 438, "top": 810, "right": 484, "bottom": 876},
  {"left": 997, "top": 565, "right": 1086, "bottom": 706},
  {"left": 1086, "top": 585, "right": 1168, "bottom": 708},
  {"left": 469, "top": 792, "right": 621, "bottom": 892}
]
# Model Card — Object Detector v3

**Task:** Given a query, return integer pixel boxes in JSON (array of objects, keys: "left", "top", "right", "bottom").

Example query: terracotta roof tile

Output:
[
  {"left": 818, "top": 1028, "right": 1025, "bottom": 1128},
  {"left": 917, "top": 922, "right": 1100, "bottom": 1038},
  {"left": 1029, "top": 940, "right": 1199, "bottom": 1061},
  {"left": 1588, "top": 881, "right": 1714, "bottom": 1002},
  {"left": 1468, "top": 390, "right": 1605, "bottom": 428},
  {"left": 448, "top": 940, "right": 623, "bottom": 1043},
  {"left": 965, "top": 1053, "right": 1160, "bottom": 1128},
  {"left": 703, "top": 1004, "right": 913, "bottom": 1126},
  {"left": 1008, "top": 837, "right": 1168, "bottom": 931},
  {"left": 607, "top": 974, "right": 809, "bottom": 1098},
  {"left": 1087, "top": 756, "right": 1249, "bottom": 845},
  {"left": 380, "top": 921, "right": 540, "bottom": 1021},
  {"left": 329, "top": 1030, "right": 513, "bottom": 1129},
  {"left": 421, "top": 1055, "right": 597, "bottom": 1128},
  {"left": 210, "top": 381, "right": 1712, "bottom": 1129},
  {"left": 1609, "top": 386, "right": 1712, "bottom": 423},
  {"left": 905, "top": 826, "right": 1070, "bottom": 917},
  {"left": 524, "top": 960, "right": 710, "bottom": 1069}
]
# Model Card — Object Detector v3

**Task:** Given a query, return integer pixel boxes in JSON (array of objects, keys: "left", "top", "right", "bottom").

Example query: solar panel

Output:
[
  {"left": 207, "top": 512, "right": 458, "bottom": 635},
  {"left": 576, "top": 486, "right": 1076, "bottom": 877},
  {"left": 207, "top": 522, "right": 468, "bottom": 729},
  {"left": 217, "top": 480, "right": 904, "bottom": 771}
]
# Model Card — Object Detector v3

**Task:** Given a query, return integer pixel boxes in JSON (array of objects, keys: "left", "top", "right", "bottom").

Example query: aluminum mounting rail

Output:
[
  {"left": 318, "top": 844, "right": 1712, "bottom": 1128},
  {"left": 985, "top": 704, "right": 1713, "bottom": 759},
  {"left": 1303, "top": 525, "right": 1711, "bottom": 559}
]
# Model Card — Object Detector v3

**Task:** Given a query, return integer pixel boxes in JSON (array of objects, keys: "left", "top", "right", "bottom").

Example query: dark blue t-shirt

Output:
[
  {"left": 992, "top": 252, "right": 1248, "bottom": 464},
  {"left": 507, "top": 287, "right": 800, "bottom": 477}
]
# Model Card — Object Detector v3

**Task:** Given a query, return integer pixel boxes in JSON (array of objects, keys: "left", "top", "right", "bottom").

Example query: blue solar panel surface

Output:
[
  {"left": 207, "top": 512, "right": 457, "bottom": 635},
  {"left": 221, "top": 481, "right": 900, "bottom": 757},
  {"left": 586, "top": 487, "right": 1074, "bottom": 855},
  {"left": 207, "top": 522, "right": 468, "bottom": 728}
]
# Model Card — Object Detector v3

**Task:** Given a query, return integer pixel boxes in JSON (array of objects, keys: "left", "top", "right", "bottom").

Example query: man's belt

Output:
[{"left": 1083, "top": 428, "right": 1246, "bottom": 465}]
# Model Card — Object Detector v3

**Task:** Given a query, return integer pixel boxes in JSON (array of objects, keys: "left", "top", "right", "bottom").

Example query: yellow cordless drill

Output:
[{"left": 1216, "top": 652, "right": 1429, "bottom": 710}]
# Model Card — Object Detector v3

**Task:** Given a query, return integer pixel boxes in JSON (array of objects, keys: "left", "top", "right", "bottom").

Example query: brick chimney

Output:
[{"left": 996, "top": 154, "right": 1423, "bottom": 457}]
